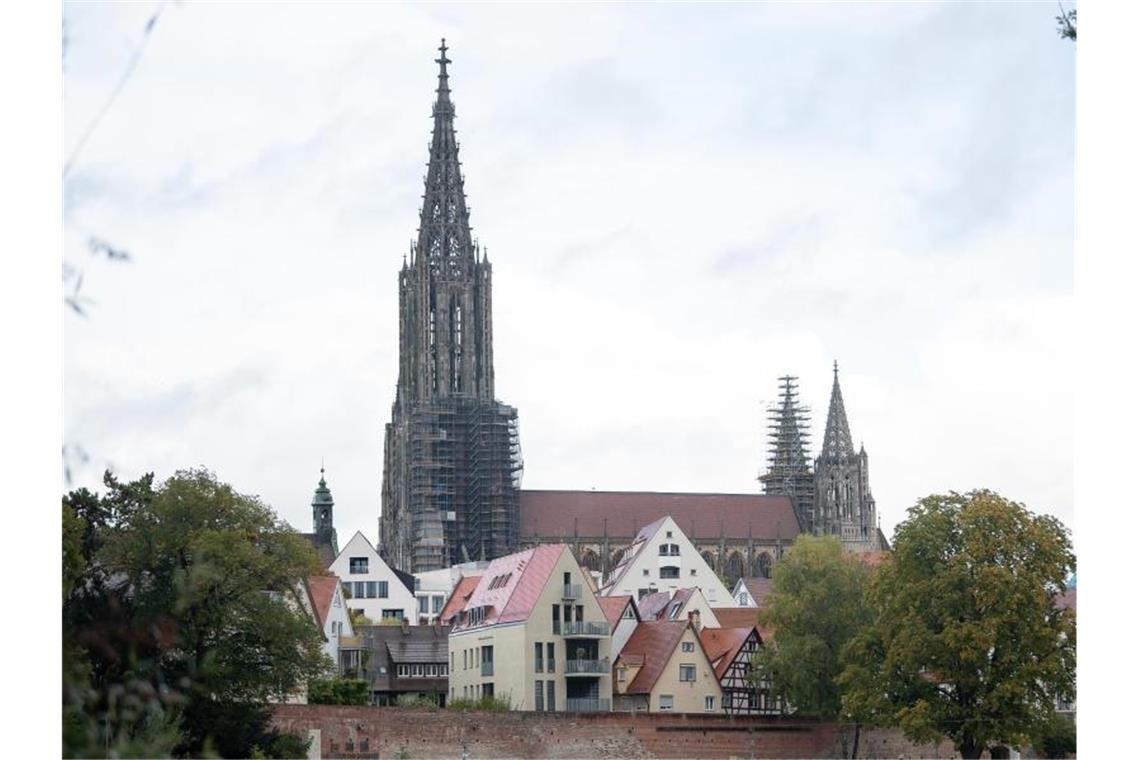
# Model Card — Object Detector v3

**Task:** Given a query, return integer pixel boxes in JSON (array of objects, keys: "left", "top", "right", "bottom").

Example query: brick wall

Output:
[{"left": 271, "top": 705, "right": 970, "bottom": 759}]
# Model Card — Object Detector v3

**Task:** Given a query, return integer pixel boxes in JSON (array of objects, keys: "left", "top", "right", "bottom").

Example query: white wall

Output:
[{"left": 328, "top": 530, "right": 417, "bottom": 622}]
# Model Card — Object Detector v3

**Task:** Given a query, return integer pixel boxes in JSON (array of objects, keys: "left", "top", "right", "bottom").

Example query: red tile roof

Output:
[
  {"left": 520, "top": 490, "right": 800, "bottom": 541},
  {"left": 699, "top": 626, "right": 755, "bottom": 680},
  {"left": 619, "top": 620, "right": 690, "bottom": 694},
  {"left": 456, "top": 545, "right": 566, "bottom": 629},
  {"left": 598, "top": 595, "right": 637, "bottom": 628},
  {"left": 439, "top": 575, "right": 482, "bottom": 624},
  {"left": 739, "top": 577, "right": 774, "bottom": 607},
  {"left": 306, "top": 575, "right": 340, "bottom": 631},
  {"left": 710, "top": 607, "right": 762, "bottom": 629}
]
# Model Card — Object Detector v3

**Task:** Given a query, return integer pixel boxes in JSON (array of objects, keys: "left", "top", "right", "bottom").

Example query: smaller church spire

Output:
[
  {"left": 820, "top": 360, "right": 855, "bottom": 463},
  {"left": 434, "top": 38, "right": 454, "bottom": 116}
]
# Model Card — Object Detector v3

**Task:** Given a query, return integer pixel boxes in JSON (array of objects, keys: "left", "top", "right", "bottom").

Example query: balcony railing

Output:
[
  {"left": 481, "top": 661, "right": 494, "bottom": 677},
  {"left": 565, "top": 657, "right": 610, "bottom": 675},
  {"left": 562, "top": 584, "right": 582, "bottom": 600},
  {"left": 559, "top": 620, "right": 610, "bottom": 637},
  {"left": 566, "top": 697, "right": 611, "bottom": 713}
]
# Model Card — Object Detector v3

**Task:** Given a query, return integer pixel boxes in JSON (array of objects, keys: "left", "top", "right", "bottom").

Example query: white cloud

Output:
[{"left": 63, "top": 1, "right": 1074, "bottom": 544}]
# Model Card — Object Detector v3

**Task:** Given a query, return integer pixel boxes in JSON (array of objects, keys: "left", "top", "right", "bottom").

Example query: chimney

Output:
[
  {"left": 401, "top": 617, "right": 410, "bottom": 634},
  {"left": 433, "top": 616, "right": 442, "bottom": 636},
  {"left": 688, "top": 609, "right": 702, "bottom": 632}
]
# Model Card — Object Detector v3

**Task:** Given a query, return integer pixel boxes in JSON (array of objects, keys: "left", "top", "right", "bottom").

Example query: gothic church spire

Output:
[{"left": 820, "top": 361, "right": 855, "bottom": 463}]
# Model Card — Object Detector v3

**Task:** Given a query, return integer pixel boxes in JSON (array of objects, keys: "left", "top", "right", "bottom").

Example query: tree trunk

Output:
[
  {"left": 958, "top": 740, "right": 983, "bottom": 759},
  {"left": 850, "top": 722, "right": 861, "bottom": 759}
]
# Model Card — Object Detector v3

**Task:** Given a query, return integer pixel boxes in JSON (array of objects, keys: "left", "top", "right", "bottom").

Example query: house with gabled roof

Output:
[
  {"left": 699, "top": 625, "right": 785, "bottom": 715},
  {"left": 448, "top": 544, "right": 613, "bottom": 712},
  {"left": 637, "top": 587, "right": 723, "bottom": 628},
  {"left": 731, "top": 577, "right": 774, "bottom": 608},
  {"left": 599, "top": 516, "right": 731, "bottom": 606},
  {"left": 329, "top": 530, "right": 418, "bottom": 623},
  {"left": 613, "top": 617, "right": 723, "bottom": 713},
  {"left": 439, "top": 574, "right": 482, "bottom": 625},
  {"left": 598, "top": 595, "right": 641, "bottom": 656}
]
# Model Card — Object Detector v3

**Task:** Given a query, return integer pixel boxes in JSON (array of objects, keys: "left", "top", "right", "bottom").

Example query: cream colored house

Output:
[
  {"left": 613, "top": 617, "right": 723, "bottom": 714},
  {"left": 448, "top": 544, "right": 614, "bottom": 712}
]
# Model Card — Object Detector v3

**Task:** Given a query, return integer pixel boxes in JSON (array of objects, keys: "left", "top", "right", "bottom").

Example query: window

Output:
[
  {"left": 354, "top": 581, "right": 366, "bottom": 599},
  {"left": 668, "top": 602, "right": 683, "bottom": 620},
  {"left": 617, "top": 667, "right": 626, "bottom": 682},
  {"left": 377, "top": 581, "right": 388, "bottom": 598},
  {"left": 546, "top": 643, "right": 555, "bottom": 673},
  {"left": 660, "top": 566, "right": 680, "bottom": 580},
  {"left": 659, "top": 544, "right": 669, "bottom": 556},
  {"left": 690, "top": 568, "right": 697, "bottom": 576},
  {"left": 349, "top": 557, "right": 369, "bottom": 574},
  {"left": 398, "top": 664, "right": 409, "bottom": 677},
  {"left": 659, "top": 694, "right": 674, "bottom": 711},
  {"left": 642, "top": 569, "right": 650, "bottom": 577},
  {"left": 412, "top": 664, "right": 423, "bottom": 677},
  {"left": 452, "top": 652, "right": 455, "bottom": 671},
  {"left": 419, "top": 596, "right": 429, "bottom": 614},
  {"left": 705, "top": 695, "right": 715, "bottom": 712},
  {"left": 432, "top": 595, "right": 444, "bottom": 614},
  {"left": 621, "top": 605, "right": 635, "bottom": 620},
  {"left": 679, "top": 664, "right": 696, "bottom": 682},
  {"left": 681, "top": 642, "right": 695, "bottom": 653},
  {"left": 546, "top": 681, "right": 555, "bottom": 712},
  {"left": 666, "top": 531, "right": 673, "bottom": 538},
  {"left": 382, "top": 609, "right": 402, "bottom": 620},
  {"left": 366, "top": 581, "right": 378, "bottom": 598},
  {"left": 535, "top": 643, "right": 543, "bottom": 672},
  {"left": 535, "top": 681, "right": 544, "bottom": 711},
  {"left": 441, "top": 663, "right": 448, "bottom": 676},
  {"left": 463, "top": 650, "right": 468, "bottom": 669}
]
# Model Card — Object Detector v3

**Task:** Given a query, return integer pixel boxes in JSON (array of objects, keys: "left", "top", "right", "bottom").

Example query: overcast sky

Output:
[{"left": 62, "top": 2, "right": 1074, "bottom": 547}]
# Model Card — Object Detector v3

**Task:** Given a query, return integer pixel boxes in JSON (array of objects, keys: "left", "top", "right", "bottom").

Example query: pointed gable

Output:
[
  {"left": 306, "top": 575, "right": 340, "bottom": 632},
  {"left": 699, "top": 626, "right": 757, "bottom": 680},
  {"left": 440, "top": 574, "right": 482, "bottom": 624},
  {"left": 457, "top": 545, "right": 566, "bottom": 628},
  {"left": 620, "top": 621, "right": 689, "bottom": 694}
]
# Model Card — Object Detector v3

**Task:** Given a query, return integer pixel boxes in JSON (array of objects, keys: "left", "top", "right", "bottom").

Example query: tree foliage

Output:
[
  {"left": 1056, "top": 5, "right": 1077, "bottom": 41},
  {"left": 63, "top": 469, "right": 327, "bottom": 757},
  {"left": 752, "top": 534, "right": 872, "bottom": 719},
  {"left": 307, "top": 678, "right": 370, "bottom": 706},
  {"left": 839, "top": 491, "right": 1076, "bottom": 759}
]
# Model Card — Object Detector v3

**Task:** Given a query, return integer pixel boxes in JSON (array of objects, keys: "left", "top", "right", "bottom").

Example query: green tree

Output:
[
  {"left": 752, "top": 535, "right": 872, "bottom": 754},
  {"left": 63, "top": 468, "right": 327, "bottom": 757},
  {"left": 840, "top": 491, "right": 1076, "bottom": 760}
]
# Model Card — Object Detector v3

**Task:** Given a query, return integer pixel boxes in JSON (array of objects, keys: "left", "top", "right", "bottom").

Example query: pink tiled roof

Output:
[
  {"left": 520, "top": 490, "right": 799, "bottom": 541},
  {"left": 306, "top": 575, "right": 339, "bottom": 631},
  {"left": 457, "top": 545, "right": 566, "bottom": 628},
  {"left": 599, "top": 595, "right": 637, "bottom": 628},
  {"left": 439, "top": 575, "right": 482, "bottom": 624}
]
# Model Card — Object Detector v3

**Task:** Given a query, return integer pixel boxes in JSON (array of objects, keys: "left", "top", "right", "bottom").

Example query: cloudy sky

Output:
[{"left": 62, "top": 1, "right": 1074, "bottom": 546}]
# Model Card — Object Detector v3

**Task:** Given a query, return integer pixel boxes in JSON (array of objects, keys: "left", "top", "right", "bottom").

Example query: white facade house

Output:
[
  {"left": 730, "top": 577, "right": 773, "bottom": 608},
  {"left": 300, "top": 575, "right": 355, "bottom": 669},
  {"left": 599, "top": 516, "right": 731, "bottom": 606},
  {"left": 328, "top": 531, "right": 417, "bottom": 622},
  {"left": 413, "top": 561, "right": 488, "bottom": 624}
]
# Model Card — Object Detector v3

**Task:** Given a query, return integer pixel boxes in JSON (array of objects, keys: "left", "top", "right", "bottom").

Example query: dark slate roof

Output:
[
  {"left": 519, "top": 490, "right": 800, "bottom": 541},
  {"left": 360, "top": 624, "right": 450, "bottom": 665},
  {"left": 393, "top": 567, "right": 416, "bottom": 595}
]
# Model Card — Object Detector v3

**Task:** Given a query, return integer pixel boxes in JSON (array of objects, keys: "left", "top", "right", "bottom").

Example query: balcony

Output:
[
  {"left": 562, "top": 584, "right": 582, "bottom": 600},
  {"left": 559, "top": 620, "right": 610, "bottom": 637},
  {"left": 481, "top": 661, "right": 494, "bottom": 677},
  {"left": 565, "top": 657, "right": 610, "bottom": 676},
  {"left": 566, "top": 697, "right": 611, "bottom": 713}
]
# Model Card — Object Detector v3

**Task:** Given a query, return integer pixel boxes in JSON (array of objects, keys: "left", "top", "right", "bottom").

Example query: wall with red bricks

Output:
[{"left": 272, "top": 705, "right": 975, "bottom": 759}]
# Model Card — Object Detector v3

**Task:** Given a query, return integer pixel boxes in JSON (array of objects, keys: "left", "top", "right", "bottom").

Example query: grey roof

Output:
[{"left": 385, "top": 638, "right": 449, "bottom": 664}]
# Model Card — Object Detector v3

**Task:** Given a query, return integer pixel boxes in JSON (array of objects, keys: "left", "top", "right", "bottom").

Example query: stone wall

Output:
[{"left": 271, "top": 705, "right": 969, "bottom": 759}]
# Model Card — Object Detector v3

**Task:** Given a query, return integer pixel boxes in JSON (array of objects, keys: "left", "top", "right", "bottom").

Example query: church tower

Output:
[
  {"left": 813, "top": 362, "right": 881, "bottom": 552},
  {"left": 312, "top": 466, "right": 338, "bottom": 553},
  {"left": 759, "top": 376, "right": 815, "bottom": 532},
  {"left": 380, "top": 41, "right": 523, "bottom": 573}
]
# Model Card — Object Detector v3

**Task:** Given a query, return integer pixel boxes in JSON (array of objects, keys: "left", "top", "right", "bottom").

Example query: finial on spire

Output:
[{"left": 833, "top": 359, "right": 839, "bottom": 379}]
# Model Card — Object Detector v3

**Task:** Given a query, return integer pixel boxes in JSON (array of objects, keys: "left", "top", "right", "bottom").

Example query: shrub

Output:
[
  {"left": 446, "top": 695, "right": 512, "bottom": 711},
  {"left": 307, "top": 677, "right": 369, "bottom": 705},
  {"left": 396, "top": 693, "right": 441, "bottom": 709}
]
